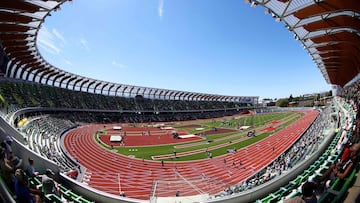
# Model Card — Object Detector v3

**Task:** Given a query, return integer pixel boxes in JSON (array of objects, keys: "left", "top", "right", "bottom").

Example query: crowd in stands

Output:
[
  {"left": 0, "top": 76, "right": 359, "bottom": 202},
  {"left": 1, "top": 135, "right": 21, "bottom": 192},
  {"left": 311, "top": 96, "right": 358, "bottom": 202},
  {"left": 19, "top": 115, "right": 78, "bottom": 172},
  {"left": 8, "top": 109, "right": 241, "bottom": 125},
  {"left": 0, "top": 78, "right": 250, "bottom": 114},
  {"left": 0, "top": 78, "right": 255, "bottom": 125},
  {"left": 214, "top": 103, "right": 332, "bottom": 198},
  {"left": 0, "top": 78, "right": 255, "bottom": 202},
  {"left": 212, "top": 80, "right": 360, "bottom": 202},
  {"left": 281, "top": 88, "right": 359, "bottom": 202},
  {"left": 1, "top": 134, "right": 62, "bottom": 203}
]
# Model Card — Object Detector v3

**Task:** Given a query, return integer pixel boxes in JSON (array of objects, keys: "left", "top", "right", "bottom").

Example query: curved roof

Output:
[
  {"left": 1, "top": 0, "right": 359, "bottom": 101},
  {"left": 0, "top": 0, "right": 258, "bottom": 103},
  {"left": 251, "top": 0, "right": 360, "bottom": 87}
]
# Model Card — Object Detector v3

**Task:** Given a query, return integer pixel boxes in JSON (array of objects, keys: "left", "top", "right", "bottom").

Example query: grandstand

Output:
[{"left": 0, "top": 1, "right": 359, "bottom": 203}]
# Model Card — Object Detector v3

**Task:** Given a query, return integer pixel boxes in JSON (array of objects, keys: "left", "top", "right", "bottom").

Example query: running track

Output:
[{"left": 63, "top": 110, "right": 318, "bottom": 200}]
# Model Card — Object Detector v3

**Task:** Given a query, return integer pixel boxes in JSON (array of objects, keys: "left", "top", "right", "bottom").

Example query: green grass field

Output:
[{"left": 95, "top": 112, "right": 303, "bottom": 161}]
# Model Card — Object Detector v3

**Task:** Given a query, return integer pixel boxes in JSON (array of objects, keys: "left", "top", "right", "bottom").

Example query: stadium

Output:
[{"left": 0, "top": 1, "right": 359, "bottom": 203}]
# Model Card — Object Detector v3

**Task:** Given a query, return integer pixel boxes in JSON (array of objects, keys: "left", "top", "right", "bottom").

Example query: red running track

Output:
[{"left": 63, "top": 110, "right": 319, "bottom": 200}]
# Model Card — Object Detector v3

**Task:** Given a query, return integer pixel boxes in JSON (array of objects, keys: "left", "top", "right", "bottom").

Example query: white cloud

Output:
[
  {"left": 158, "top": 0, "right": 164, "bottom": 18},
  {"left": 112, "top": 60, "right": 126, "bottom": 68},
  {"left": 38, "top": 43, "right": 59, "bottom": 55},
  {"left": 37, "top": 26, "right": 62, "bottom": 55},
  {"left": 52, "top": 28, "right": 66, "bottom": 44},
  {"left": 79, "top": 38, "right": 90, "bottom": 51},
  {"left": 64, "top": 59, "right": 73, "bottom": 66}
]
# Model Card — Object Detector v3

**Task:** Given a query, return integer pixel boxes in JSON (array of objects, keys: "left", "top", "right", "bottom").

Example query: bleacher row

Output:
[
  {"left": 0, "top": 77, "right": 358, "bottom": 203},
  {"left": 0, "top": 79, "right": 256, "bottom": 125},
  {"left": 20, "top": 116, "right": 78, "bottom": 172},
  {"left": 213, "top": 106, "right": 332, "bottom": 199},
  {"left": 257, "top": 97, "right": 358, "bottom": 203},
  {"left": 1, "top": 104, "right": 20, "bottom": 123},
  {"left": 0, "top": 79, "right": 250, "bottom": 113},
  {"left": 0, "top": 110, "right": 93, "bottom": 202},
  {"left": 258, "top": 127, "right": 341, "bottom": 202},
  {"left": 317, "top": 98, "right": 358, "bottom": 203},
  {"left": 25, "top": 175, "right": 92, "bottom": 203},
  {"left": 0, "top": 104, "right": 339, "bottom": 203}
]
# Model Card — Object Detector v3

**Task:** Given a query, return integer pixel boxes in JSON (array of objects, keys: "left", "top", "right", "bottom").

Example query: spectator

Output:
[
  {"left": 302, "top": 181, "right": 317, "bottom": 203},
  {"left": 14, "top": 168, "right": 42, "bottom": 203},
  {"left": 333, "top": 147, "right": 358, "bottom": 179},
  {"left": 2, "top": 136, "right": 13, "bottom": 160},
  {"left": 316, "top": 143, "right": 359, "bottom": 191},
  {"left": 284, "top": 196, "right": 305, "bottom": 203},
  {"left": 10, "top": 152, "right": 22, "bottom": 170},
  {"left": 336, "top": 127, "right": 349, "bottom": 152},
  {"left": 2, "top": 136, "right": 22, "bottom": 170},
  {"left": 41, "top": 169, "right": 60, "bottom": 195},
  {"left": 120, "top": 191, "right": 126, "bottom": 197},
  {"left": 341, "top": 142, "right": 351, "bottom": 159},
  {"left": 26, "top": 158, "right": 39, "bottom": 177},
  {"left": 0, "top": 148, "right": 13, "bottom": 191}
]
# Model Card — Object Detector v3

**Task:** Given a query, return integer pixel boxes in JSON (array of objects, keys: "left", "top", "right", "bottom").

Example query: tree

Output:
[
  {"left": 289, "top": 94, "right": 293, "bottom": 102},
  {"left": 276, "top": 98, "right": 289, "bottom": 107}
]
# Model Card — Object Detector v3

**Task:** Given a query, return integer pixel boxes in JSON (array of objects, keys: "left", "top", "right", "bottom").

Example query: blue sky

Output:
[{"left": 37, "top": 0, "right": 330, "bottom": 100}]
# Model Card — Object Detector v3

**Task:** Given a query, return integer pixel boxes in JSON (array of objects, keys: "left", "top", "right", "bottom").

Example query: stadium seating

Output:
[
  {"left": 0, "top": 78, "right": 358, "bottom": 203},
  {"left": 257, "top": 97, "right": 357, "bottom": 203}
]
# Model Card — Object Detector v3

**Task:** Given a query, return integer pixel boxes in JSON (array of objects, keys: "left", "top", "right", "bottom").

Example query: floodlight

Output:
[
  {"left": 264, "top": 8, "right": 271, "bottom": 15},
  {"left": 271, "top": 12, "right": 277, "bottom": 18},
  {"left": 294, "top": 34, "right": 300, "bottom": 40},
  {"left": 251, "top": 1, "right": 258, "bottom": 8}
]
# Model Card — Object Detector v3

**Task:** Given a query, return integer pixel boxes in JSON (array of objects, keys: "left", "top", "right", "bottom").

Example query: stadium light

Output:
[
  {"left": 285, "top": 25, "right": 293, "bottom": 31},
  {"left": 54, "top": 5, "right": 61, "bottom": 11},
  {"left": 251, "top": 1, "right": 258, "bottom": 8},
  {"left": 294, "top": 34, "right": 300, "bottom": 40},
  {"left": 264, "top": 8, "right": 271, "bottom": 15},
  {"left": 271, "top": 12, "right": 277, "bottom": 18}
]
